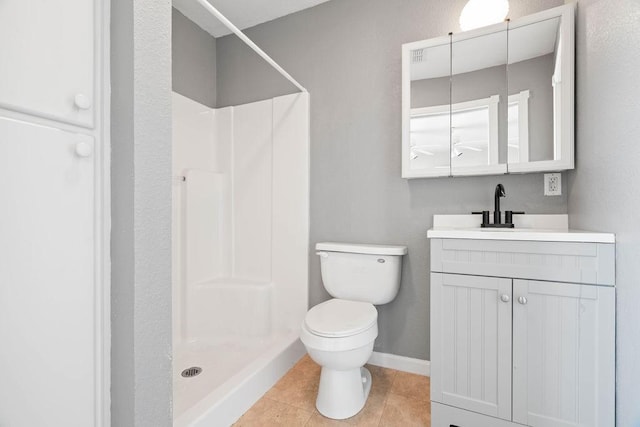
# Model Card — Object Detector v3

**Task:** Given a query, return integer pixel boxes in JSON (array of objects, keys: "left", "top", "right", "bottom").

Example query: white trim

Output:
[
  {"left": 402, "top": 35, "right": 452, "bottom": 179},
  {"left": 411, "top": 95, "right": 502, "bottom": 174},
  {"left": 451, "top": 20, "right": 508, "bottom": 41},
  {"left": 486, "top": 95, "right": 500, "bottom": 165},
  {"left": 411, "top": 95, "right": 498, "bottom": 117},
  {"left": 451, "top": 163, "right": 507, "bottom": 177},
  {"left": 98, "top": 0, "right": 111, "bottom": 424},
  {"left": 509, "top": 2, "right": 575, "bottom": 172},
  {"left": 508, "top": 90, "right": 531, "bottom": 164},
  {"left": 367, "top": 352, "right": 431, "bottom": 377},
  {"left": 506, "top": 159, "right": 570, "bottom": 174},
  {"left": 507, "top": 2, "right": 575, "bottom": 31},
  {"left": 407, "top": 95, "right": 502, "bottom": 179},
  {"left": 557, "top": 2, "right": 575, "bottom": 170}
]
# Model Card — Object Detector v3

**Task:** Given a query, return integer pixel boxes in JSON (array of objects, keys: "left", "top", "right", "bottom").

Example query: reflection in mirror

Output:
[
  {"left": 402, "top": 3, "right": 573, "bottom": 178},
  {"left": 450, "top": 29, "right": 508, "bottom": 174},
  {"left": 508, "top": 17, "right": 561, "bottom": 166},
  {"left": 409, "top": 41, "right": 451, "bottom": 175}
]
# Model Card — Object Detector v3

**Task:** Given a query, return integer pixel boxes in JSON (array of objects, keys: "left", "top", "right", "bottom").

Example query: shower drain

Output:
[{"left": 181, "top": 366, "right": 203, "bottom": 378}]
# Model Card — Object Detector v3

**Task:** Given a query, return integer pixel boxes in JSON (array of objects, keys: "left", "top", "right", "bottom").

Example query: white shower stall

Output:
[{"left": 172, "top": 91, "right": 309, "bottom": 426}]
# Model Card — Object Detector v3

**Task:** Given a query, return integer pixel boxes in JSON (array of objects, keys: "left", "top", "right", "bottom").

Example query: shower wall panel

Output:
[
  {"left": 232, "top": 99, "right": 273, "bottom": 282},
  {"left": 172, "top": 93, "right": 216, "bottom": 344},
  {"left": 172, "top": 92, "right": 309, "bottom": 346},
  {"left": 272, "top": 94, "right": 311, "bottom": 331},
  {"left": 184, "top": 169, "right": 227, "bottom": 285}
]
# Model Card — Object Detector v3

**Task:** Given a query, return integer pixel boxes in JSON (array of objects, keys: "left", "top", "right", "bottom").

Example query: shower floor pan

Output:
[{"left": 173, "top": 330, "right": 304, "bottom": 427}]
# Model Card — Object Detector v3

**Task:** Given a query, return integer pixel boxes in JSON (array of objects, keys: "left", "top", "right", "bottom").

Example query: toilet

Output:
[{"left": 300, "top": 242, "right": 407, "bottom": 420}]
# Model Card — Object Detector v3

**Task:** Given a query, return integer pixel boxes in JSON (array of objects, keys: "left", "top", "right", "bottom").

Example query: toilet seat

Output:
[
  {"left": 305, "top": 299, "right": 377, "bottom": 338},
  {"left": 301, "top": 299, "right": 378, "bottom": 352}
]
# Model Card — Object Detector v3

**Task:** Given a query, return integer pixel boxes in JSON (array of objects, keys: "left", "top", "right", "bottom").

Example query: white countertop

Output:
[{"left": 427, "top": 215, "right": 615, "bottom": 244}]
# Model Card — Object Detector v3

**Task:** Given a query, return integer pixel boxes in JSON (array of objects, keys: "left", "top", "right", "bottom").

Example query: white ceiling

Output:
[
  {"left": 173, "top": 0, "right": 332, "bottom": 38},
  {"left": 411, "top": 17, "right": 560, "bottom": 81}
]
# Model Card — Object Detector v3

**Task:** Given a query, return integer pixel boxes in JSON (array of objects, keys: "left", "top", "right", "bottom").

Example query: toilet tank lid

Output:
[{"left": 316, "top": 242, "right": 407, "bottom": 255}]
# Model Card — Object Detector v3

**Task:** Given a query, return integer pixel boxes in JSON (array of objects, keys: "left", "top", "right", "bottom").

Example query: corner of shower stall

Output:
[{"left": 171, "top": 91, "right": 310, "bottom": 426}]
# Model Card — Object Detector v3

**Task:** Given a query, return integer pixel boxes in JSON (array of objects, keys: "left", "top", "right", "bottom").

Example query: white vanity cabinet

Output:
[
  {"left": 429, "top": 237, "right": 615, "bottom": 427},
  {"left": 0, "top": 0, "right": 96, "bottom": 127}
]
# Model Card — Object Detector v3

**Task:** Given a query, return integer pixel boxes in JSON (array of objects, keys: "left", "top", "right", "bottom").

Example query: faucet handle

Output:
[
  {"left": 472, "top": 211, "right": 490, "bottom": 227},
  {"left": 505, "top": 210, "right": 525, "bottom": 224}
]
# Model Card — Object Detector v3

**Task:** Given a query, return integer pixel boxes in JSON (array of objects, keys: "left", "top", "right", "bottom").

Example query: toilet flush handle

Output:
[{"left": 316, "top": 251, "right": 329, "bottom": 258}]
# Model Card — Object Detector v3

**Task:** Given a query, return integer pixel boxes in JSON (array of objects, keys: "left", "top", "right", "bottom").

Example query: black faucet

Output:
[
  {"left": 472, "top": 184, "right": 524, "bottom": 228},
  {"left": 494, "top": 183, "right": 506, "bottom": 225}
]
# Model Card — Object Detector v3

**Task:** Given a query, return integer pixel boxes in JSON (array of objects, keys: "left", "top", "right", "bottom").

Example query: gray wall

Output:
[
  {"left": 413, "top": 64, "right": 510, "bottom": 163},
  {"left": 412, "top": 54, "right": 555, "bottom": 162},
  {"left": 568, "top": 0, "right": 640, "bottom": 424},
  {"left": 172, "top": 8, "right": 217, "bottom": 108},
  {"left": 509, "top": 54, "right": 555, "bottom": 161},
  {"left": 111, "top": 0, "right": 173, "bottom": 425},
  {"left": 130, "top": 0, "right": 640, "bottom": 423},
  {"left": 215, "top": 0, "right": 565, "bottom": 360},
  {"left": 412, "top": 65, "right": 506, "bottom": 107},
  {"left": 411, "top": 75, "right": 449, "bottom": 108}
]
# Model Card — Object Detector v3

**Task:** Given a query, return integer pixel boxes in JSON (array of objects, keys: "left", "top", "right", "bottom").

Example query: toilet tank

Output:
[{"left": 316, "top": 242, "right": 408, "bottom": 305}]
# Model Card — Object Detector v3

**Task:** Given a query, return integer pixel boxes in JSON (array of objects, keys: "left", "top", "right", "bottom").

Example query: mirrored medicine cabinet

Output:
[{"left": 401, "top": 3, "right": 575, "bottom": 178}]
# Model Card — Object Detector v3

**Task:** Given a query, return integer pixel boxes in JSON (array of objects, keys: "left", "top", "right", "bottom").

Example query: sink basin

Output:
[
  {"left": 427, "top": 214, "right": 615, "bottom": 243},
  {"left": 476, "top": 228, "right": 545, "bottom": 232},
  {"left": 432, "top": 214, "right": 569, "bottom": 230},
  {"left": 476, "top": 227, "right": 561, "bottom": 232}
]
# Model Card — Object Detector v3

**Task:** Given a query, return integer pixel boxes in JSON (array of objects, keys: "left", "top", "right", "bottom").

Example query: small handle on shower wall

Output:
[{"left": 316, "top": 251, "right": 329, "bottom": 258}]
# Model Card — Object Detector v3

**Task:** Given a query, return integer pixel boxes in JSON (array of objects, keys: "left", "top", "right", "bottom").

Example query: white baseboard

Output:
[{"left": 367, "top": 351, "right": 430, "bottom": 376}]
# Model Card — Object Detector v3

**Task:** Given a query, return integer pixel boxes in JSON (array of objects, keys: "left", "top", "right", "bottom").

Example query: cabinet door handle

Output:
[
  {"left": 500, "top": 294, "right": 510, "bottom": 303},
  {"left": 75, "top": 141, "right": 93, "bottom": 158},
  {"left": 518, "top": 296, "right": 528, "bottom": 305},
  {"left": 74, "top": 93, "right": 92, "bottom": 110}
]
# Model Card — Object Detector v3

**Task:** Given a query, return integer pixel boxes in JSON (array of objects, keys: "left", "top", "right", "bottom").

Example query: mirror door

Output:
[
  {"left": 450, "top": 25, "right": 508, "bottom": 176},
  {"left": 401, "top": 3, "right": 574, "bottom": 179},
  {"left": 507, "top": 17, "right": 564, "bottom": 172},
  {"left": 403, "top": 38, "right": 451, "bottom": 178}
]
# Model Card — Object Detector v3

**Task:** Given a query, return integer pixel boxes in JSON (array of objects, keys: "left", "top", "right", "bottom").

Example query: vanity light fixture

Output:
[{"left": 459, "top": 0, "right": 509, "bottom": 31}]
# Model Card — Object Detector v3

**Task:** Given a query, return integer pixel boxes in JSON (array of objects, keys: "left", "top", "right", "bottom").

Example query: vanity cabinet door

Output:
[
  {"left": 431, "top": 273, "right": 512, "bottom": 421},
  {"left": 512, "top": 280, "right": 615, "bottom": 427}
]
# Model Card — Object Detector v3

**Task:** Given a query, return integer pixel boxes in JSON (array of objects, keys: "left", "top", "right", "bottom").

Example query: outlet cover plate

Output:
[{"left": 544, "top": 173, "right": 562, "bottom": 196}]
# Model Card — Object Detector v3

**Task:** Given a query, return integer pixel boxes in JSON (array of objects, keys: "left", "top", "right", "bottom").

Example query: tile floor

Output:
[{"left": 234, "top": 355, "right": 431, "bottom": 426}]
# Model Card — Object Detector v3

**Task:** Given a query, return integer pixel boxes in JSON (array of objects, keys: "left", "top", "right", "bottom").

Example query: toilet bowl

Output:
[
  {"left": 300, "top": 299, "right": 378, "bottom": 419},
  {"left": 301, "top": 242, "right": 407, "bottom": 420}
]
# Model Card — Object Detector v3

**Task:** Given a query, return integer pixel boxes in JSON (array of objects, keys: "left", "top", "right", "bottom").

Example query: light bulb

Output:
[{"left": 459, "top": 0, "right": 509, "bottom": 31}]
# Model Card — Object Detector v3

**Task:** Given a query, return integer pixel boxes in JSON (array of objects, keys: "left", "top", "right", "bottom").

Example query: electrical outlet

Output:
[{"left": 544, "top": 173, "right": 562, "bottom": 196}]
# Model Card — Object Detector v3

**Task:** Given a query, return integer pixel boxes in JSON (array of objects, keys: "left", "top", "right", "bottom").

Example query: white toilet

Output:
[{"left": 300, "top": 242, "right": 407, "bottom": 420}]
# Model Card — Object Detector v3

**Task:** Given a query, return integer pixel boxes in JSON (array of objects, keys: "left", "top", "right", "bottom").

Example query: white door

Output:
[
  {"left": 0, "top": 117, "right": 96, "bottom": 427},
  {"left": 512, "top": 280, "right": 615, "bottom": 427},
  {"left": 0, "top": 0, "right": 95, "bottom": 128},
  {"left": 431, "top": 273, "right": 512, "bottom": 420}
]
